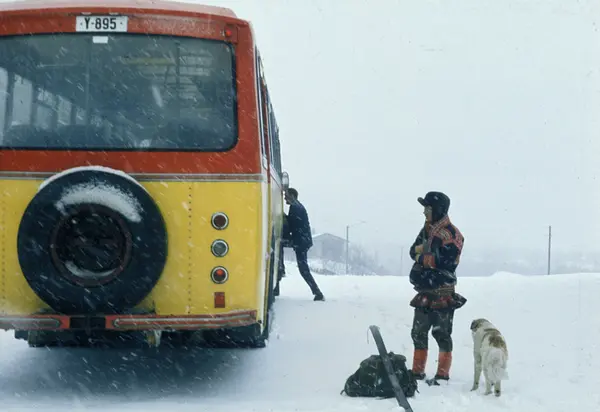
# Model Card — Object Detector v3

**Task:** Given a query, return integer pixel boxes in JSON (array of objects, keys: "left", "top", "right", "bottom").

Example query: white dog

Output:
[{"left": 470, "top": 318, "right": 509, "bottom": 397}]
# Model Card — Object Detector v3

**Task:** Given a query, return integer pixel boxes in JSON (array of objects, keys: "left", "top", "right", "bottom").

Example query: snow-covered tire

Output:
[{"left": 17, "top": 167, "right": 167, "bottom": 314}]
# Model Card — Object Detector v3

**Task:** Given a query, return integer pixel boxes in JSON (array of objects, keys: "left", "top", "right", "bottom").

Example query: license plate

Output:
[{"left": 75, "top": 15, "right": 128, "bottom": 32}]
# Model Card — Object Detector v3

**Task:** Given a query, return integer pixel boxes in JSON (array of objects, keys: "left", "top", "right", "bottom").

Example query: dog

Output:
[{"left": 470, "top": 318, "right": 509, "bottom": 397}]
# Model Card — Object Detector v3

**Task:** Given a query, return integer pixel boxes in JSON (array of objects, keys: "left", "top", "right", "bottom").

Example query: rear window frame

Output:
[{"left": 0, "top": 33, "right": 239, "bottom": 153}]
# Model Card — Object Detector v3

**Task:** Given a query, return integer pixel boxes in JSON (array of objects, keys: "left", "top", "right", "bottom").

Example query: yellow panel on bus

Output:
[{"left": 0, "top": 179, "right": 266, "bottom": 322}]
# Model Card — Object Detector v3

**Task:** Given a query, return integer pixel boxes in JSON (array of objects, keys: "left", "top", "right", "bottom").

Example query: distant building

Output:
[
  {"left": 309, "top": 232, "right": 346, "bottom": 263},
  {"left": 283, "top": 232, "right": 347, "bottom": 263}
]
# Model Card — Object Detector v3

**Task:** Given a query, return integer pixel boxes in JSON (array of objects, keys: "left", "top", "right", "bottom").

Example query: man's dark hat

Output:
[{"left": 417, "top": 191, "right": 451, "bottom": 216}]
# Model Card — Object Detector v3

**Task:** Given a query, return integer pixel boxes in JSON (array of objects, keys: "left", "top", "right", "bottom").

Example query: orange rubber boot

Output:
[
  {"left": 411, "top": 349, "right": 428, "bottom": 380},
  {"left": 435, "top": 351, "right": 452, "bottom": 380}
]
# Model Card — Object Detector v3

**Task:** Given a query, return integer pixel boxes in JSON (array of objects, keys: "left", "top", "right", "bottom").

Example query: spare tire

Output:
[{"left": 17, "top": 167, "right": 168, "bottom": 314}]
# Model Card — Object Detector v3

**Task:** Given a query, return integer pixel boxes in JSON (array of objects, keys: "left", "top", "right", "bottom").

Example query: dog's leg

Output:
[
  {"left": 470, "top": 353, "right": 482, "bottom": 391},
  {"left": 483, "top": 368, "right": 492, "bottom": 395},
  {"left": 494, "top": 379, "right": 501, "bottom": 397}
]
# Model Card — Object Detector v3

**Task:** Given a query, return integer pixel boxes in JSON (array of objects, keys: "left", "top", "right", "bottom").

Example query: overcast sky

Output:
[
  {"left": 191, "top": 0, "right": 600, "bottom": 260},
  {"left": 3, "top": 0, "right": 597, "bottom": 266}
]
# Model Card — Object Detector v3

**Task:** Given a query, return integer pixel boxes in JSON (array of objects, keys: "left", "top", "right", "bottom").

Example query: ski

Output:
[{"left": 369, "top": 325, "right": 415, "bottom": 412}]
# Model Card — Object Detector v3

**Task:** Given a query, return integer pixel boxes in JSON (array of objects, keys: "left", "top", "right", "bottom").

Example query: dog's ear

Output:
[{"left": 470, "top": 319, "right": 484, "bottom": 331}]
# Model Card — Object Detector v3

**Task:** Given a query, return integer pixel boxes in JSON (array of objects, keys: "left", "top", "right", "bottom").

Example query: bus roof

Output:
[{"left": 0, "top": 0, "right": 239, "bottom": 19}]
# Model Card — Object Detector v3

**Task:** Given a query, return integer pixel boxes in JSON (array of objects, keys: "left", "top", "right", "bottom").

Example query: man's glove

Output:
[
  {"left": 414, "top": 244, "right": 424, "bottom": 255},
  {"left": 417, "top": 253, "right": 436, "bottom": 268}
]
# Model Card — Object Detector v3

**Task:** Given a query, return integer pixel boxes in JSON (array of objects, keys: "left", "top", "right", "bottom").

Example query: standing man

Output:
[
  {"left": 285, "top": 188, "right": 325, "bottom": 301},
  {"left": 408, "top": 191, "right": 467, "bottom": 386}
]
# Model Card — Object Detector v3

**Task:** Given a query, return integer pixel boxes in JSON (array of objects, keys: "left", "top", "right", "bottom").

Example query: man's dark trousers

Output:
[{"left": 294, "top": 247, "right": 322, "bottom": 296}]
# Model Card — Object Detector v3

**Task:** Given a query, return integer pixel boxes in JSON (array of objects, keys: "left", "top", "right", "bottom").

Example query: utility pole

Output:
[
  {"left": 400, "top": 246, "right": 404, "bottom": 276},
  {"left": 345, "top": 224, "right": 349, "bottom": 274},
  {"left": 547, "top": 225, "right": 552, "bottom": 275},
  {"left": 345, "top": 220, "right": 367, "bottom": 275}
]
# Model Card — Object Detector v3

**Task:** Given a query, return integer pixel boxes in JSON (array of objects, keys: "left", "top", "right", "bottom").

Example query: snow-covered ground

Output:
[{"left": 0, "top": 269, "right": 598, "bottom": 411}]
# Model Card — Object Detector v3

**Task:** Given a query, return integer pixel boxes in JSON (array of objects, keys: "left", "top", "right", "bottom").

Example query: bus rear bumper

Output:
[{"left": 0, "top": 310, "right": 258, "bottom": 332}]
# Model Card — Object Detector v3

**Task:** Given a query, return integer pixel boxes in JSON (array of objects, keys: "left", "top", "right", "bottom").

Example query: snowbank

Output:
[{"left": 0, "top": 270, "right": 598, "bottom": 411}]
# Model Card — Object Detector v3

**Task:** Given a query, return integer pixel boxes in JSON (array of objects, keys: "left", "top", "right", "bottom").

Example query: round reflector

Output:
[{"left": 211, "top": 240, "right": 229, "bottom": 257}]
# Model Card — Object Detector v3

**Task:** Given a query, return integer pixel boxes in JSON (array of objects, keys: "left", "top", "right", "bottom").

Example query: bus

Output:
[{"left": 0, "top": 0, "right": 288, "bottom": 348}]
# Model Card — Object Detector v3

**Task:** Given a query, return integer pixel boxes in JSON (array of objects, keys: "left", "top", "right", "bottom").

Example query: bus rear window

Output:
[{"left": 0, "top": 34, "right": 237, "bottom": 151}]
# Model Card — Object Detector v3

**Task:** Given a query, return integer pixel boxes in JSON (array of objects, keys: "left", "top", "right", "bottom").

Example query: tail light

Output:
[
  {"left": 211, "top": 240, "right": 229, "bottom": 257},
  {"left": 214, "top": 292, "right": 226, "bottom": 308},
  {"left": 211, "top": 266, "right": 229, "bottom": 284},
  {"left": 223, "top": 24, "right": 237, "bottom": 40},
  {"left": 211, "top": 212, "right": 229, "bottom": 230}
]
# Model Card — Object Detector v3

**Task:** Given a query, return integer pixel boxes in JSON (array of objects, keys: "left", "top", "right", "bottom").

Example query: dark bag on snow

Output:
[{"left": 341, "top": 352, "right": 418, "bottom": 398}]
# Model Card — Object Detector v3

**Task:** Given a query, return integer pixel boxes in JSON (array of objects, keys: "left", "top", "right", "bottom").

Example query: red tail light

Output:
[
  {"left": 223, "top": 24, "right": 236, "bottom": 38},
  {"left": 211, "top": 266, "right": 229, "bottom": 284},
  {"left": 214, "top": 292, "right": 225, "bottom": 308}
]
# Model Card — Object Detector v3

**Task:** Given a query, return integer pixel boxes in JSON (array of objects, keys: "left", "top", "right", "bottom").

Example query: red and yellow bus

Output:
[{"left": 0, "top": 0, "right": 287, "bottom": 348}]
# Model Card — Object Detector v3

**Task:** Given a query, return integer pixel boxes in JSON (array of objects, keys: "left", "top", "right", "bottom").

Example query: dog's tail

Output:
[{"left": 487, "top": 347, "right": 509, "bottom": 382}]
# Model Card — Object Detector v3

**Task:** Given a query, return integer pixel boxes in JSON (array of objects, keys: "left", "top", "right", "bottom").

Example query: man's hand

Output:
[{"left": 414, "top": 244, "right": 424, "bottom": 255}]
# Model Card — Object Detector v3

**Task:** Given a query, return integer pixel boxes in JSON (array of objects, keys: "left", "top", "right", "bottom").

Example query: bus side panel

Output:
[
  {"left": 270, "top": 177, "right": 284, "bottom": 271},
  {"left": 0, "top": 182, "right": 3, "bottom": 313},
  {"left": 258, "top": 179, "right": 269, "bottom": 313}
]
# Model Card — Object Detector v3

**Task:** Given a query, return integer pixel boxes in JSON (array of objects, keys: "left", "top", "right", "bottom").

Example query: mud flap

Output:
[{"left": 369, "top": 325, "right": 415, "bottom": 412}]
